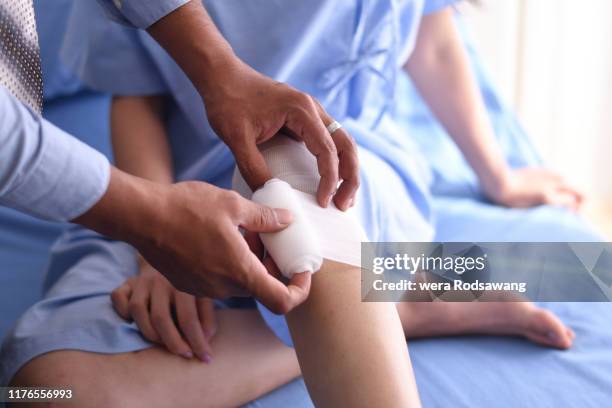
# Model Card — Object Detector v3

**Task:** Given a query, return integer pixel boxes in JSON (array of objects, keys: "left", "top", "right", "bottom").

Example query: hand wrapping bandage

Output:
[{"left": 233, "top": 136, "right": 367, "bottom": 278}]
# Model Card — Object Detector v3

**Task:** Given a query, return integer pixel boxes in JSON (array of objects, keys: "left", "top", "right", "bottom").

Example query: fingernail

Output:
[
  {"left": 182, "top": 351, "right": 194, "bottom": 359},
  {"left": 200, "top": 353, "right": 212, "bottom": 364},
  {"left": 274, "top": 208, "right": 292, "bottom": 225}
]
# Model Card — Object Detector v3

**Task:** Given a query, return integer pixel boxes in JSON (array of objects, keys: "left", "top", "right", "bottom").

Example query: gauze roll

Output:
[
  {"left": 233, "top": 135, "right": 367, "bottom": 278},
  {"left": 252, "top": 179, "right": 323, "bottom": 277}
]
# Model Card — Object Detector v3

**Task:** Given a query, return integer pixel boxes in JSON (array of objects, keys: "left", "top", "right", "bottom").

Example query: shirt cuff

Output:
[
  {"left": 2, "top": 119, "right": 111, "bottom": 222},
  {"left": 108, "top": 0, "right": 190, "bottom": 28}
]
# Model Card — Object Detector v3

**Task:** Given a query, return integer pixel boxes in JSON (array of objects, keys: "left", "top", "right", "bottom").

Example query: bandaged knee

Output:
[{"left": 232, "top": 136, "right": 366, "bottom": 278}]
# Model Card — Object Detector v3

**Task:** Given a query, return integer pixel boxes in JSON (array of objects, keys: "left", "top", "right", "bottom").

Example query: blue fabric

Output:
[
  {"left": 412, "top": 302, "right": 612, "bottom": 408},
  {"left": 96, "top": 0, "right": 189, "bottom": 29},
  {"left": 34, "top": 0, "right": 86, "bottom": 100},
  {"left": 0, "top": 87, "right": 110, "bottom": 222},
  {"left": 62, "top": 0, "right": 459, "bottom": 347}
]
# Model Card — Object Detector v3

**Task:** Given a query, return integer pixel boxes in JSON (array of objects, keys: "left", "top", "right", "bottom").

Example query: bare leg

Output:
[
  {"left": 10, "top": 310, "right": 300, "bottom": 408},
  {"left": 397, "top": 302, "right": 575, "bottom": 349},
  {"left": 287, "top": 260, "right": 421, "bottom": 408}
]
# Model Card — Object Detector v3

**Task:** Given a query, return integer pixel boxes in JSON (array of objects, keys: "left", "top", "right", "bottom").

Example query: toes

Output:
[{"left": 526, "top": 309, "right": 573, "bottom": 350}]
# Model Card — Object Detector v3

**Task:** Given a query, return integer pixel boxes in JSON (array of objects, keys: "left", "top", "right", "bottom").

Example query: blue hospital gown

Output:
[{"left": 0, "top": 0, "right": 459, "bottom": 385}]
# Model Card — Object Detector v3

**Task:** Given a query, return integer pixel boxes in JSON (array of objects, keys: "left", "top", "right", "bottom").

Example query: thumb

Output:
[{"left": 239, "top": 200, "right": 293, "bottom": 233}]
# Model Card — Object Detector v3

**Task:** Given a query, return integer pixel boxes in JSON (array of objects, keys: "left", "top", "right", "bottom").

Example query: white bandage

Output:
[
  {"left": 252, "top": 179, "right": 323, "bottom": 276},
  {"left": 233, "top": 136, "right": 366, "bottom": 278}
]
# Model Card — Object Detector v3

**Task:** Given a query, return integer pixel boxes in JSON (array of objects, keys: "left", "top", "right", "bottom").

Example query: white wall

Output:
[{"left": 461, "top": 0, "right": 612, "bottom": 202}]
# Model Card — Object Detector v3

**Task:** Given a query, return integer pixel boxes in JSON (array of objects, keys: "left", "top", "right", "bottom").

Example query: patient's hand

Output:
[
  {"left": 111, "top": 261, "right": 216, "bottom": 363},
  {"left": 485, "top": 167, "right": 583, "bottom": 211}
]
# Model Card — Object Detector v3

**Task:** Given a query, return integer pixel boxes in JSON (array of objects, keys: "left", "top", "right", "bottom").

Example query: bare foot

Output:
[{"left": 396, "top": 301, "right": 575, "bottom": 350}]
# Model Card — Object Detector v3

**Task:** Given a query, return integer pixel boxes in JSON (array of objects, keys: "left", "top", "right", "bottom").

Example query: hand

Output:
[
  {"left": 76, "top": 169, "right": 312, "bottom": 314},
  {"left": 112, "top": 261, "right": 216, "bottom": 362},
  {"left": 201, "top": 60, "right": 359, "bottom": 210},
  {"left": 484, "top": 167, "right": 583, "bottom": 211},
  {"left": 136, "top": 180, "right": 312, "bottom": 313},
  {"left": 146, "top": 0, "right": 358, "bottom": 209}
]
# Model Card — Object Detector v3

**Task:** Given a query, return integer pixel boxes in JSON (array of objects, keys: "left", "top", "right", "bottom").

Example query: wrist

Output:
[
  {"left": 75, "top": 167, "right": 168, "bottom": 249},
  {"left": 194, "top": 50, "right": 245, "bottom": 99},
  {"left": 477, "top": 163, "right": 512, "bottom": 199},
  {"left": 189, "top": 41, "right": 240, "bottom": 95}
]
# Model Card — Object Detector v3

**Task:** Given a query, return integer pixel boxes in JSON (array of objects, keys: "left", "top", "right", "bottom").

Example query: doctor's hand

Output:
[
  {"left": 146, "top": 0, "right": 358, "bottom": 210},
  {"left": 200, "top": 60, "right": 359, "bottom": 211},
  {"left": 484, "top": 167, "right": 583, "bottom": 211},
  {"left": 112, "top": 261, "right": 217, "bottom": 363},
  {"left": 76, "top": 168, "right": 311, "bottom": 314}
]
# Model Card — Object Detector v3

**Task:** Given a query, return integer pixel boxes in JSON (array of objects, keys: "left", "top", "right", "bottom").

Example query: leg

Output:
[
  {"left": 10, "top": 310, "right": 300, "bottom": 408},
  {"left": 287, "top": 260, "right": 421, "bottom": 408},
  {"left": 232, "top": 136, "right": 420, "bottom": 406},
  {"left": 397, "top": 302, "right": 575, "bottom": 349}
]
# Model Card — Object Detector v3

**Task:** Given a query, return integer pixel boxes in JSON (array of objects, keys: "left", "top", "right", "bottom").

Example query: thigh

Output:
[{"left": 10, "top": 310, "right": 300, "bottom": 408}]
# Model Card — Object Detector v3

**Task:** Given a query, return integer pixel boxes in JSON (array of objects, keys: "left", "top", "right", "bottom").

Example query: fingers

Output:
[
  {"left": 331, "top": 128, "right": 359, "bottom": 210},
  {"left": 234, "top": 194, "right": 293, "bottom": 232},
  {"left": 128, "top": 277, "right": 160, "bottom": 343},
  {"left": 247, "top": 253, "right": 312, "bottom": 314},
  {"left": 111, "top": 277, "right": 135, "bottom": 320},
  {"left": 175, "top": 292, "right": 213, "bottom": 363},
  {"left": 314, "top": 100, "right": 359, "bottom": 211},
  {"left": 285, "top": 99, "right": 339, "bottom": 207},
  {"left": 545, "top": 188, "right": 581, "bottom": 211},
  {"left": 197, "top": 298, "right": 218, "bottom": 340},
  {"left": 150, "top": 282, "right": 193, "bottom": 359}
]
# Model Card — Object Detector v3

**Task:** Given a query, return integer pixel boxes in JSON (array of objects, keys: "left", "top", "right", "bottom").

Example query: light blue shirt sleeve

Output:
[
  {"left": 0, "top": 87, "right": 110, "bottom": 221},
  {"left": 96, "top": 0, "right": 189, "bottom": 29}
]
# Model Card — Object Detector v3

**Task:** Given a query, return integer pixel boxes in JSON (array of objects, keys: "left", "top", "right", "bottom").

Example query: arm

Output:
[
  {"left": 97, "top": 0, "right": 359, "bottom": 210},
  {"left": 404, "top": 10, "right": 581, "bottom": 209},
  {"left": 0, "top": 83, "right": 307, "bottom": 311}
]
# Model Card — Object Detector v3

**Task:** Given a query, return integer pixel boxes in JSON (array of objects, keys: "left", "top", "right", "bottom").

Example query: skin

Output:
[
  {"left": 9, "top": 309, "right": 301, "bottom": 408},
  {"left": 404, "top": 10, "right": 583, "bottom": 210}
]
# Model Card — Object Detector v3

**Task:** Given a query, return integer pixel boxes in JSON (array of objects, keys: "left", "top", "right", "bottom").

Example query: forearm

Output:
[
  {"left": 404, "top": 10, "right": 509, "bottom": 194},
  {"left": 74, "top": 167, "right": 166, "bottom": 247},
  {"left": 146, "top": 1, "right": 238, "bottom": 95},
  {"left": 286, "top": 260, "right": 420, "bottom": 408}
]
